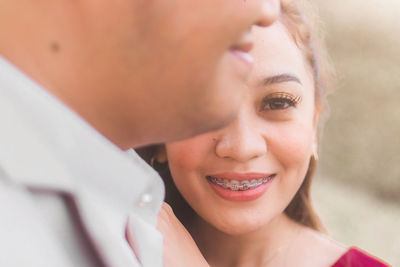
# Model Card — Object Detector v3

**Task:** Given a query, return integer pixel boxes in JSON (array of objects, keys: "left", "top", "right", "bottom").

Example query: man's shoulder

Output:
[
  {"left": 0, "top": 169, "right": 40, "bottom": 219},
  {"left": 0, "top": 176, "right": 78, "bottom": 267}
]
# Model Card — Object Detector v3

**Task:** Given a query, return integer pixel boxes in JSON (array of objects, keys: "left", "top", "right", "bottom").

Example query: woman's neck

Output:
[{"left": 189, "top": 213, "right": 303, "bottom": 267}]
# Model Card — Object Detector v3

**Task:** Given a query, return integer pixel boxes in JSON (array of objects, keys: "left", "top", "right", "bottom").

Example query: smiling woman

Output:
[{"left": 140, "top": 0, "right": 390, "bottom": 266}]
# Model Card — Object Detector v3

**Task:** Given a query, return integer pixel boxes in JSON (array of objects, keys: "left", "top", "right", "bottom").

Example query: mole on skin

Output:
[{"left": 50, "top": 42, "right": 60, "bottom": 53}]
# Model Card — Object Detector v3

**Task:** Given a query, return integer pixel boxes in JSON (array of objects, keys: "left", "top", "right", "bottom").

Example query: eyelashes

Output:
[{"left": 260, "top": 92, "right": 302, "bottom": 111}]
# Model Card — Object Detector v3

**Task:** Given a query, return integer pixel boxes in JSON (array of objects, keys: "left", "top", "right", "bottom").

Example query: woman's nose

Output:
[
  {"left": 215, "top": 117, "right": 267, "bottom": 163},
  {"left": 254, "top": 0, "right": 280, "bottom": 27}
]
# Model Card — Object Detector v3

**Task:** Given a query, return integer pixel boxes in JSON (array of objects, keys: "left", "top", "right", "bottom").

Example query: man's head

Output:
[{"left": 0, "top": 0, "right": 280, "bottom": 149}]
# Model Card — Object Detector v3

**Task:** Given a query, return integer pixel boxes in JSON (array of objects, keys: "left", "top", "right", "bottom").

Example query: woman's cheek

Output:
[
  {"left": 268, "top": 124, "right": 313, "bottom": 203},
  {"left": 270, "top": 123, "right": 314, "bottom": 169},
  {"left": 166, "top": 134, "right": 214, "bottom": 172}
]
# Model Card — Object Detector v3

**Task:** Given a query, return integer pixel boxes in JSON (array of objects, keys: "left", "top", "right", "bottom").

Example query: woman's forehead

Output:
[
  {"left": 249, "top": 23, "right": 311, "bottom": 85},
  {"left": 252, "top": 23, "right": 302, "bottom": 64}
]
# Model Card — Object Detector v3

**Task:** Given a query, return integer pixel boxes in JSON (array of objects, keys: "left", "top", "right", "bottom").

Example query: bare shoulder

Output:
[{"left": 288, "top": 226, "right": 347, "bottom": 267}]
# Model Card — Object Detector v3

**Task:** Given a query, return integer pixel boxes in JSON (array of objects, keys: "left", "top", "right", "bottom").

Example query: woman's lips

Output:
[{"left": 205, "top": 172, "right": 276, "bottom": 202}]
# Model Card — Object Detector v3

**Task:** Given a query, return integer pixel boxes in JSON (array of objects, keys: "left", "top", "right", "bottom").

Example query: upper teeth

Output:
[{"left": 207, "top": 175, "right": 274, "bottom": 191}]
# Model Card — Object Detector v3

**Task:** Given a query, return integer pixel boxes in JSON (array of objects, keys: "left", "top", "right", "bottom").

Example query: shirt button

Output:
[{"left": 139, "top": 193, "right": 153, "bottom": 207}]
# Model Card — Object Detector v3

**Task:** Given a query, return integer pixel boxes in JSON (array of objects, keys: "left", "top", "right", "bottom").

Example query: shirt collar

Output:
[{"left": 0, "top": 56, "right": 164, "bottom": 217}]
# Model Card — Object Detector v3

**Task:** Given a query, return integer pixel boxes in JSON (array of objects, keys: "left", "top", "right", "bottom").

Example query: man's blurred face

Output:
[{"left": 77, "top": 0, "right": 280, "bottom": 147}]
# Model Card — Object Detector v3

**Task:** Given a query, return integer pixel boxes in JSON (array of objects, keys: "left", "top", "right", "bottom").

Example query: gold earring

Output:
[
  {"left": 150, "top": 155, "right": 156, "bottom": 168},
  {"left": 150, "top": 155, "right": 169, "bottom": 172}
]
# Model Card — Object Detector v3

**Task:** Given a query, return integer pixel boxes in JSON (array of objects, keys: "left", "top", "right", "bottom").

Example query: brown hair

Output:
[
  {"left": 139, "top": 0, "right": 334, "bottom": 232},
  {"left": 279, "top": 0, "right": 335, "bottom": 231}
]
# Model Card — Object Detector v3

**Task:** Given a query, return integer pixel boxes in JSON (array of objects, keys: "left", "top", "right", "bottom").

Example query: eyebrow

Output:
[{"left": 261, "top": 73, "right": 302, "bottom": 86}]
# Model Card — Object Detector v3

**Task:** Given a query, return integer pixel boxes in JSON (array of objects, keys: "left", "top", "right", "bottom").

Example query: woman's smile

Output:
[
  {"left": 206, "top": 172, "right": 276, "bottom": 202},
  {"left": 206, "top": 174, "right": 275, "bottom": 191}
]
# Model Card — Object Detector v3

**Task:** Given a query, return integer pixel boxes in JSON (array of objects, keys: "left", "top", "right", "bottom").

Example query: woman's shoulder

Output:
[
  {"left": 332, "top": 247, "right": 390, "bottom": 267},
  {"left": 293, "top": 228, "right": 390, "bottom": 267},
  {"left": 291, "top": 227, "right": 347, "bottom": 267}
]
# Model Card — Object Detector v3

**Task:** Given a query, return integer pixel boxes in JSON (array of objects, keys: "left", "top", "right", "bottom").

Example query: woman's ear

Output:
[
  {"left": 312, "top": 101, "right": 323, "bottom": 161},
  {"left": 312, "top": 141, "right": 319, "bottom": 161},
  {"left": 313, "top": 102, "right": 322, "bottom": 128}
]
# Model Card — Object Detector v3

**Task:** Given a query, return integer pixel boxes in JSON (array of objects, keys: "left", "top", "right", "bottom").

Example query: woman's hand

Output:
[{"left": 157, "top": 202, "right": 210, "bottom": 267}]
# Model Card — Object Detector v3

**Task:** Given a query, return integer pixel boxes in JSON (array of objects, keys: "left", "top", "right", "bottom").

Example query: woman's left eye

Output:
[
  {"left": 261, "top": 92, "right": 302, "bottom": 111},
  {"left": 263, "top": 98, "right": 295, "bottom": 110}
]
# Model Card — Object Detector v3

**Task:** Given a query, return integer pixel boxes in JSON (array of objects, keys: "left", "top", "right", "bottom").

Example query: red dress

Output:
[{"left": 332, "top": 247, "right": 390, "bottom": 267}]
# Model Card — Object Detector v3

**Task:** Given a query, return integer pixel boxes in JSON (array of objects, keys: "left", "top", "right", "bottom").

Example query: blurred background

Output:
[{"left": 310, "top": 0, "right": 400, "bottom": 265}]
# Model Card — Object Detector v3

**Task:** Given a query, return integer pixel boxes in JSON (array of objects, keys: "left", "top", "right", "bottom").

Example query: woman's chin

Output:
[{"left": 212, "top": 220, "right": 267, "bottom": 236}]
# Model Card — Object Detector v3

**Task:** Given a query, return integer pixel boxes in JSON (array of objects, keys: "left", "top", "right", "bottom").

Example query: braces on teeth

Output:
[{"left": 207, "top": 175, "right": 275, "bottom": 191}]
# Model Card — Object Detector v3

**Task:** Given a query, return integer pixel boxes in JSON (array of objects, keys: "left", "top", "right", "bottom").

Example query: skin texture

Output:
[
  {"left": 160, "top": 23, "right": 346, "bottom": 266},
  {"left": 0, "top": 0, "right": 280, "bottom": 149}
]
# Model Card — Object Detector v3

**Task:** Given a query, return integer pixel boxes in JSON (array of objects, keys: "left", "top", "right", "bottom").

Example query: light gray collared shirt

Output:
[{"left": 0, "top": 57, "right": 165, "bottom": 267}]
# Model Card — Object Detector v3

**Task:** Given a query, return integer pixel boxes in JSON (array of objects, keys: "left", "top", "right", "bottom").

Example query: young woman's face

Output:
[{"left": 164, "top": 23, "right": 318, "bottom": 235}]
